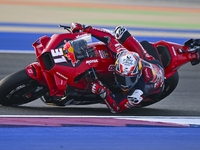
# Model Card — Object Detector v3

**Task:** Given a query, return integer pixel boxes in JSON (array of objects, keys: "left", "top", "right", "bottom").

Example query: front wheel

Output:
[
  {"left": 0, "top": 69, "right": 48, "bottom": 106},
  {"left": 133, "top": 71, "right": 179, "bottom": 108},
  {"left": 158, "top": 71, "right": 179, "bottom": 100}
]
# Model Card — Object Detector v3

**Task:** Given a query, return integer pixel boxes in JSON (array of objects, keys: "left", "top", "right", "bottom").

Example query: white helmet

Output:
[{"left": 115, "top": 51, "right": 142, "bottom": 91}]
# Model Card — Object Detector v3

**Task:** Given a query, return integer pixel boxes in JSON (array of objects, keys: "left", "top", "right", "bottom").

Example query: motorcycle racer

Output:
[{"left": 71, "top": 22, "right": 165, "bottom": 113}]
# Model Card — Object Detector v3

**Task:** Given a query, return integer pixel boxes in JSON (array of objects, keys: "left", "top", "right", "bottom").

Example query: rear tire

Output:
[{"left": 0, "top": 69, "right": 48, "bottom": 106}]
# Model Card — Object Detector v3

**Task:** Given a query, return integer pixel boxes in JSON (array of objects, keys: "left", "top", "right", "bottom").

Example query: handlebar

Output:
[
  {"left": 58, "top": 24, "right": 82, "bottom": 33},
  {"left": 58, "top": 24, "right": 72, "bottom": 33}
]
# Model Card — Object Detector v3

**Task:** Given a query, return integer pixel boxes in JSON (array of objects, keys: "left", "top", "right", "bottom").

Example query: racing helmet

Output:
[{"left": 114, "top": 51, "right": 142, "bottom": 91}]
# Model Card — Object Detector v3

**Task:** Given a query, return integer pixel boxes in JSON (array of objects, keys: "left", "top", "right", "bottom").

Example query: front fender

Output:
[{"left": 26, "top": 62, "right": 47, "bottom": 86}]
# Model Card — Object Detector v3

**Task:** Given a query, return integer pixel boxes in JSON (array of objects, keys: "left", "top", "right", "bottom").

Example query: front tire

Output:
[
  {"left": 158, "top": 71, "right": 179, "bottom": 100},
  {"left": 134, "top": 71, "right": 179, "bottom": 108},
  {"left": 0, "top": 69, "right": 48, "bottom": 106}
]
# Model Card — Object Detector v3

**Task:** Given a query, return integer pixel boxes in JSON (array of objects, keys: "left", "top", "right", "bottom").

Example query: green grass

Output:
[
  {"left": 79, "top": 19, "right": 200, "bottom": 29},
  {"left": 45, "top": 6, "right": 199, "bottom": 17}
]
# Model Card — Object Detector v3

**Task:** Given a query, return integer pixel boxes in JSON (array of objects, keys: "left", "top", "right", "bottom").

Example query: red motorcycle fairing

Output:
[
  {"left": 28, "top": 32, "right": 115, "bottom": 97},
  {"left": 27, "top": 31, "right": 199, "bottom": 100},
  {"left": 26, "top": 62, "right": 47, "bottom": 86},
  {"left": 151, "top": 41, "right": 199, "bottom": 79}
]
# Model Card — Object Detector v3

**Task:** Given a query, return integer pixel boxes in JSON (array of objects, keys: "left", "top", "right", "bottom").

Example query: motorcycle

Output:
[{"left": 0, "top": 25, "right": 199, "bottom": 108}]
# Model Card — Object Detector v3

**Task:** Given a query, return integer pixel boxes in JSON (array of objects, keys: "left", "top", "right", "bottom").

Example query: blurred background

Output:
[
  {"left": 0, "top": 0, "right": 200, "bottom": 115},
  {"left": 0, "top": 0, "right": 200, "bottom": 52}
]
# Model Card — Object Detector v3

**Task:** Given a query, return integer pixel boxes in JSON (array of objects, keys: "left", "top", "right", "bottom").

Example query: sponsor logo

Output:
[
  {"left": 108, "top": 64, "right": 115, "bottom": 71},
  {"left": 115, "top": 43, "right": 121, "bottom": 47},
  {"left": 26, "top": 94, "right": 32, "bottom": 99},
  {"left": 56, "top": 72, "right": 68, "bottom": 80},
  {"left": 63, "top": 40, "right": 79, "bottom": 67},
  {"left": 115, "top": 43, "right": 127, "bottom": 53},
  {"left": 76, "top": 34, "right": 92, "bottom": 42},
  {"left": 27, "top": 68, "right": 33, "bottom": 74},
  {"left": 122, "top": 58, "right": 133, "bottom": 66},
  {"left": 86, "top": 59, "right": 98, "bottom": 65},
  {"left": 76, "top": 33, "right": 88, "bottom": 38},
  {"left": 99, "top": 50, "right": 110, "bottom": 59},
  {"left": 144, "top": 68, "right": 151, "bottom": 80}
]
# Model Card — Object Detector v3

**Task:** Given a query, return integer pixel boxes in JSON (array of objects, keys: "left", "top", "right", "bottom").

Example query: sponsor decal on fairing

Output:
[
  {"left": 56, "top": 72, "right": 68, "bottom": 81},
  {"left": 108, "top": 64, "right": 115, "bottom": 71},
  {"left": 76, "top": 34, "right": 92, "bottom": 42},
  {"left": 86, "top": 59, "right": 98, "bottom": 65}
]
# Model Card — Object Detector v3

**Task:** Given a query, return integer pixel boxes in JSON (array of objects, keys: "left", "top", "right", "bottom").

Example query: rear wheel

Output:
[{"left": 0, "top": 69, "right": 48, "bottom": 106}]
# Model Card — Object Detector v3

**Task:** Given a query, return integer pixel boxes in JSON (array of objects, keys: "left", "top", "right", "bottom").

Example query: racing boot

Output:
[
  {"left": 184, "top": 38, "right": 200, "bottom": 65},
  {"left": 115, "top": 26, "right": 131, "bottom": 44},
  {"left": 190, "top": 49, "right": 200, "bottom": 65},
  {"left": 114, "top": 26, "right": 154, "bottom": 61}
]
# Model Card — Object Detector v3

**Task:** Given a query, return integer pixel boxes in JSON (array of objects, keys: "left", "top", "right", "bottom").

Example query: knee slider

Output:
[{"left": 114, "top": 26, "right": 131, "bottom": 44}]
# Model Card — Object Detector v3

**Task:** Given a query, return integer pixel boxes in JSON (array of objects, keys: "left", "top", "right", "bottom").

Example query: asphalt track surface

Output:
[
  {"left": 1, "top": 1, "right": 200, "bottom": 150},
  {"left": 0, "top": 52, "right": 199, "bottom": 116},
  {"left": 0, "top": 0, "right": 200, "bottom": 116}
]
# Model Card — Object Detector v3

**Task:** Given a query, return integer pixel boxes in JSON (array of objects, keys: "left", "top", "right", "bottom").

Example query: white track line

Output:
[
  {"left": 0, "top": 50, "right": 34, "bottom": 54},
  {"left": 0, "top": 115, "right": 200, "bottom": 126}
]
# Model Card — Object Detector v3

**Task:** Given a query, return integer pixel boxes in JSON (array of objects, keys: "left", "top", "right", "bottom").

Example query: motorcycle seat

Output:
[
  {"left": 157, "top": 45, "right": 172, "bottom": 68},
  {"left": 140, "top": 40, "right": 162, "bottom": 61},
  {"left": 140, "top": 40, "right": 171, "bottom": 68}
]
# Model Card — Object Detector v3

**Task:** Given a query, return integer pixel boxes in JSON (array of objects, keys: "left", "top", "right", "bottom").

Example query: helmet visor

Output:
[{"left": 115, "top": 72, "right": 139, "bottom": 90}]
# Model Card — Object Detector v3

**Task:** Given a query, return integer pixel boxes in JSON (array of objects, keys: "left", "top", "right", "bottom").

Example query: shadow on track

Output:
[{"left": 1, "top": 105, "right": 200, "bottom": 116}]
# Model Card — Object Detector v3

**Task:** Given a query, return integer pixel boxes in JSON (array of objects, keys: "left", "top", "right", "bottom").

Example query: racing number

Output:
[{"left": 51, "top": 48, "right": 67, "bottom": 63}]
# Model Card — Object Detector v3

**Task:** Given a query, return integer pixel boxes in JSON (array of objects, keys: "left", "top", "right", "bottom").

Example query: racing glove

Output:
[
  {"left": 127, "top": 89, "right": 143, "bottom": 105},
  {"left": 91, "top": 80, "right": 108, "bottom": 99},
  {"left": 71, "top": 22, "right": 91, "bottom": 33},
  {"left": 91, "top": 80, "right": 119, "bottom": 113}
]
